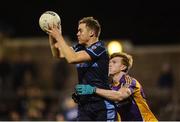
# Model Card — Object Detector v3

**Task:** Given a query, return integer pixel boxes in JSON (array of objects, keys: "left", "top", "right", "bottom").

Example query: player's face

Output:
[
  {"left": 109, "top": 57, "right": 124, "bottom": 76},
  {"left": 77, "top": 23, "right": 91, "bottom": 45}
]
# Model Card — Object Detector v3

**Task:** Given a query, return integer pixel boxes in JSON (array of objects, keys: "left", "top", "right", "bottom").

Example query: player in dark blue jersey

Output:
[
  {"left": 75, "top": 52, "right": 158, "bottom": 121},
  {"left": 46, "top": 17, "right": 117, "bottom": 121}
]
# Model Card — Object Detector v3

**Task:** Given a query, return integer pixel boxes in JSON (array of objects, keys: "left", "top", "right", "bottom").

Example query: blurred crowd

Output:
[
  {"left": 0, "top": 31, "right": 79, "bottom": 121},
  {"left": 0, "top": 49, "right": 77, "bottom": 121}
]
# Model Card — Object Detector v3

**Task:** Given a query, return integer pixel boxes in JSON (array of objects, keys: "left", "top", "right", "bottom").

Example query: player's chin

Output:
[
  {"left": 78, "top": 39, "right": 81, "bottom": 43},
  {"left": 109, "top": 70, "right": 116, "bottom": 75},
  {"left": 108, "top": 73, "right": 114, "bottom": 77},
  {"left": 78, "top": 40, "right": 85, "bottom": 45},
  {"left": 108, "top": 71, "right": 113, "bottom": 76},
  {"left": 78, "top": 41, "right": 82, "bottom": 44}
]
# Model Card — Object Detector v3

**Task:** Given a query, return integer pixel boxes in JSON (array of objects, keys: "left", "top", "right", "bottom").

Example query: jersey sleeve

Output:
[
  {"left": 73, "top": 44, "right": 85, "bottom": 52},
  {"left": 85, "top": 44, "right": 106, "bottom": 60}
]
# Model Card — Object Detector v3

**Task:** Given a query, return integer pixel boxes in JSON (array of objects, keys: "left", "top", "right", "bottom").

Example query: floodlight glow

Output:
[{"left": 107, "top": 41, "right": 122, "bottom": 55}]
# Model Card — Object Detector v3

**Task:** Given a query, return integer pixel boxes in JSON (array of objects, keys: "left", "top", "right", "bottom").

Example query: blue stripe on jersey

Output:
[
  {"left": 104, "top": 100, "right": 116, "bottom": 120},
  {"left": 86, "top": 47, "right": 106, "bottom": 57},
  {"left": 76, "top": 62, "right": 98, "bottom": 68},
  {"left": 76, "top": 63, "right": 89, "bottom": 68},
  {"left": 92, "top": 62, "right": 98, "bottom": 67}
]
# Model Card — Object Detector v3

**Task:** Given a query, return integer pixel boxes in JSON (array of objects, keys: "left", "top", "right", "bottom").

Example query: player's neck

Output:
[
  {"left": 113, "top": 72, "right": 126, "bottom": 82},
  {"left": 85, "top": 37, "right": 99, "bottom": 47}
]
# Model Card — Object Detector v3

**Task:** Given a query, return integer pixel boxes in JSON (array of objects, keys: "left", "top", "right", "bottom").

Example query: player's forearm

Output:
[
  {"left": 49, "top": 44, "right": 59, "bottom": 58},
  {"left": 49, "top": 36, "right": 60, "bottom": 58},
  {"left": 56, "top": 36, "right": 77, "bottom": 63},
  {"left": 96, "top": 88, "right": 131, "bottom": 102}
]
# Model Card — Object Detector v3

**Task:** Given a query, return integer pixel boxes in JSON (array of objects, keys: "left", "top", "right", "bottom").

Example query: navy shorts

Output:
[{"left": 77, "top": 100, "right": 117, "bottom": 121}]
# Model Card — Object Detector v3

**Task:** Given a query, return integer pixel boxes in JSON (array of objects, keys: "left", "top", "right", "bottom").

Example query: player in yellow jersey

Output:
[{"left": 75, "top": 52, "right": 158, "bottom": 121}]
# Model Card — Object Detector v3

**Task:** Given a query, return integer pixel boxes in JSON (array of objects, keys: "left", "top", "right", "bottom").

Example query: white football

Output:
[{"left": 39, "top": 11, "right": 61, "bottom": 32}]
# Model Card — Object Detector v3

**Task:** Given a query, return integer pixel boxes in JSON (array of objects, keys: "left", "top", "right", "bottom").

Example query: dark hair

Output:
[
  {"left": 79, "top": 17, "right": 101, "bottom": 37},
  {"left": 110, "top": 52, "right": 133, "bottom": 73}
]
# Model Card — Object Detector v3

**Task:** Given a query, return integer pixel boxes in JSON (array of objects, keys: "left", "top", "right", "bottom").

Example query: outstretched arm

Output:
[
  {"left": 75, "top": 83, "right": 131, "bottom": 102},
  {"left": 97, "top": 75, "right": 133, "bottom": 101},
  {"left": 96, "top": 86, "right": 131, "bottom": 101}
]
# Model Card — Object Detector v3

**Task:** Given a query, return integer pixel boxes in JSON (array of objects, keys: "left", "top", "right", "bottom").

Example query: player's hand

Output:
[
  {"left": 45, "top": 23, "right": 62, "bottom": 41},
  {"left": 75, "top": 84, "right": 96, "bottom": 95},
  {"left": 121, "top": 75, "right": 132, "bottom": 88}
]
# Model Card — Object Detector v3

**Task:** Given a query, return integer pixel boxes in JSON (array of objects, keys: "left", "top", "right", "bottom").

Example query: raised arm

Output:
[
  {"left": 48, "top": 35, "right": 62, "bottom": 58},
  {"left": 54, "top": 35, "right": 91, "bottom": 63},
  {"left": 47, "top": 26, "right": 91, "bottom": 63}
]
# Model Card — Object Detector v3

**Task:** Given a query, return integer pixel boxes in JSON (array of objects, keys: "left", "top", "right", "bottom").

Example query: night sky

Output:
[{"left": 0, "top": 0, "right": 180, "bottom": 45}]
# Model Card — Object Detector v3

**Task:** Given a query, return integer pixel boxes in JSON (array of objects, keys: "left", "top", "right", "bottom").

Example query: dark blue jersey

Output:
[
  {"left": 73, "top": 41, "right": 109, "bottom": 89},
  {"left": 72, "top": 41, "right": 117, "bottom": 120}
]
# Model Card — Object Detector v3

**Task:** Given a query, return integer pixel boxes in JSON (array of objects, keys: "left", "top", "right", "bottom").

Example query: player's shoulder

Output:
[
  {"left": 130, "top": 76, "right": 140, "bottom": 85},
  {"left": 88, "top": 41, "right": 106, "bottom": 52},
  {"left": 95, "top": 40, "right": 105, "bottom": 47},
  {"left": 90, "top": 40, "right": 105, "bottom": 47},
  {"left": 131, "top": 77, "right": 140, "bottom": 84},
  {"left": 131, "top": 77, "right": 143, "bottom": 89}
]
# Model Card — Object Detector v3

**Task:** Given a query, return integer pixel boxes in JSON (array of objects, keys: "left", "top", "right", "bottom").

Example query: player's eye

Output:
[{"left": 112, "top": 61, "right": 116, "bottom": 64}]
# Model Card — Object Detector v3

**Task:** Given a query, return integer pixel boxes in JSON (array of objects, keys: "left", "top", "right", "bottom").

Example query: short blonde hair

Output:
[
  {"left": 79, "top": 17, "right": 101, "bottom": 37},
  {"left": 110, "top": 52, "right": 133, "bottom": 73}
]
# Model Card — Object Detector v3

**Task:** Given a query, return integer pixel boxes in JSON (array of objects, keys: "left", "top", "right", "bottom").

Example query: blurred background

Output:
[{"left": 0, "top": 0, "right": 180, "bottom": 121}]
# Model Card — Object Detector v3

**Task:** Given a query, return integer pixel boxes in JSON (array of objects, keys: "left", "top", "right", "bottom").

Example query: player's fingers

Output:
[
  {"left": 121, "top": 83, "right": 124, "bottom": 88},
  {"left": 124, "top": 76, "right": 131, "bottom": 88},
  {"left": 53, "top": 23, "right": 56, "bottom": 28},
  {"left": 79, "top": 91, "right": 83, "bottom": 95},
  {"left": 47, "top": 23, "right": 52, "bottom": 30},
  {"left": 128, "top": 76, "right": 132, "bottom": 85},
  {"left": 44, "top": 28, "right": 51, "bottom": 34},
  {"left": 76, "top": 90, "right": 82, "bottom": 95},
  {"left": 75, "top": 85, "right": 80, "bottom": 90},
  {"left": 75, "top": 86, "right": 80, "bottom": 90},
  {"left": 76, "top": 85, "right": 84, "bottom": 90},
  {"left": 57, "top": 22, "right": 61, "bottom": 29},
  {"left": 125, "top": 76, "right": 129, "bottom": 85}
]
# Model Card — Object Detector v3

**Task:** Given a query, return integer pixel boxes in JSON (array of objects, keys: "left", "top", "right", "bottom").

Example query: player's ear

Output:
[
  {"left": 120, "top": 65, "right": 127, "bottom": 71},
  {"left": 89, "top": 31, "right": 94, "bottom": 37}
]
